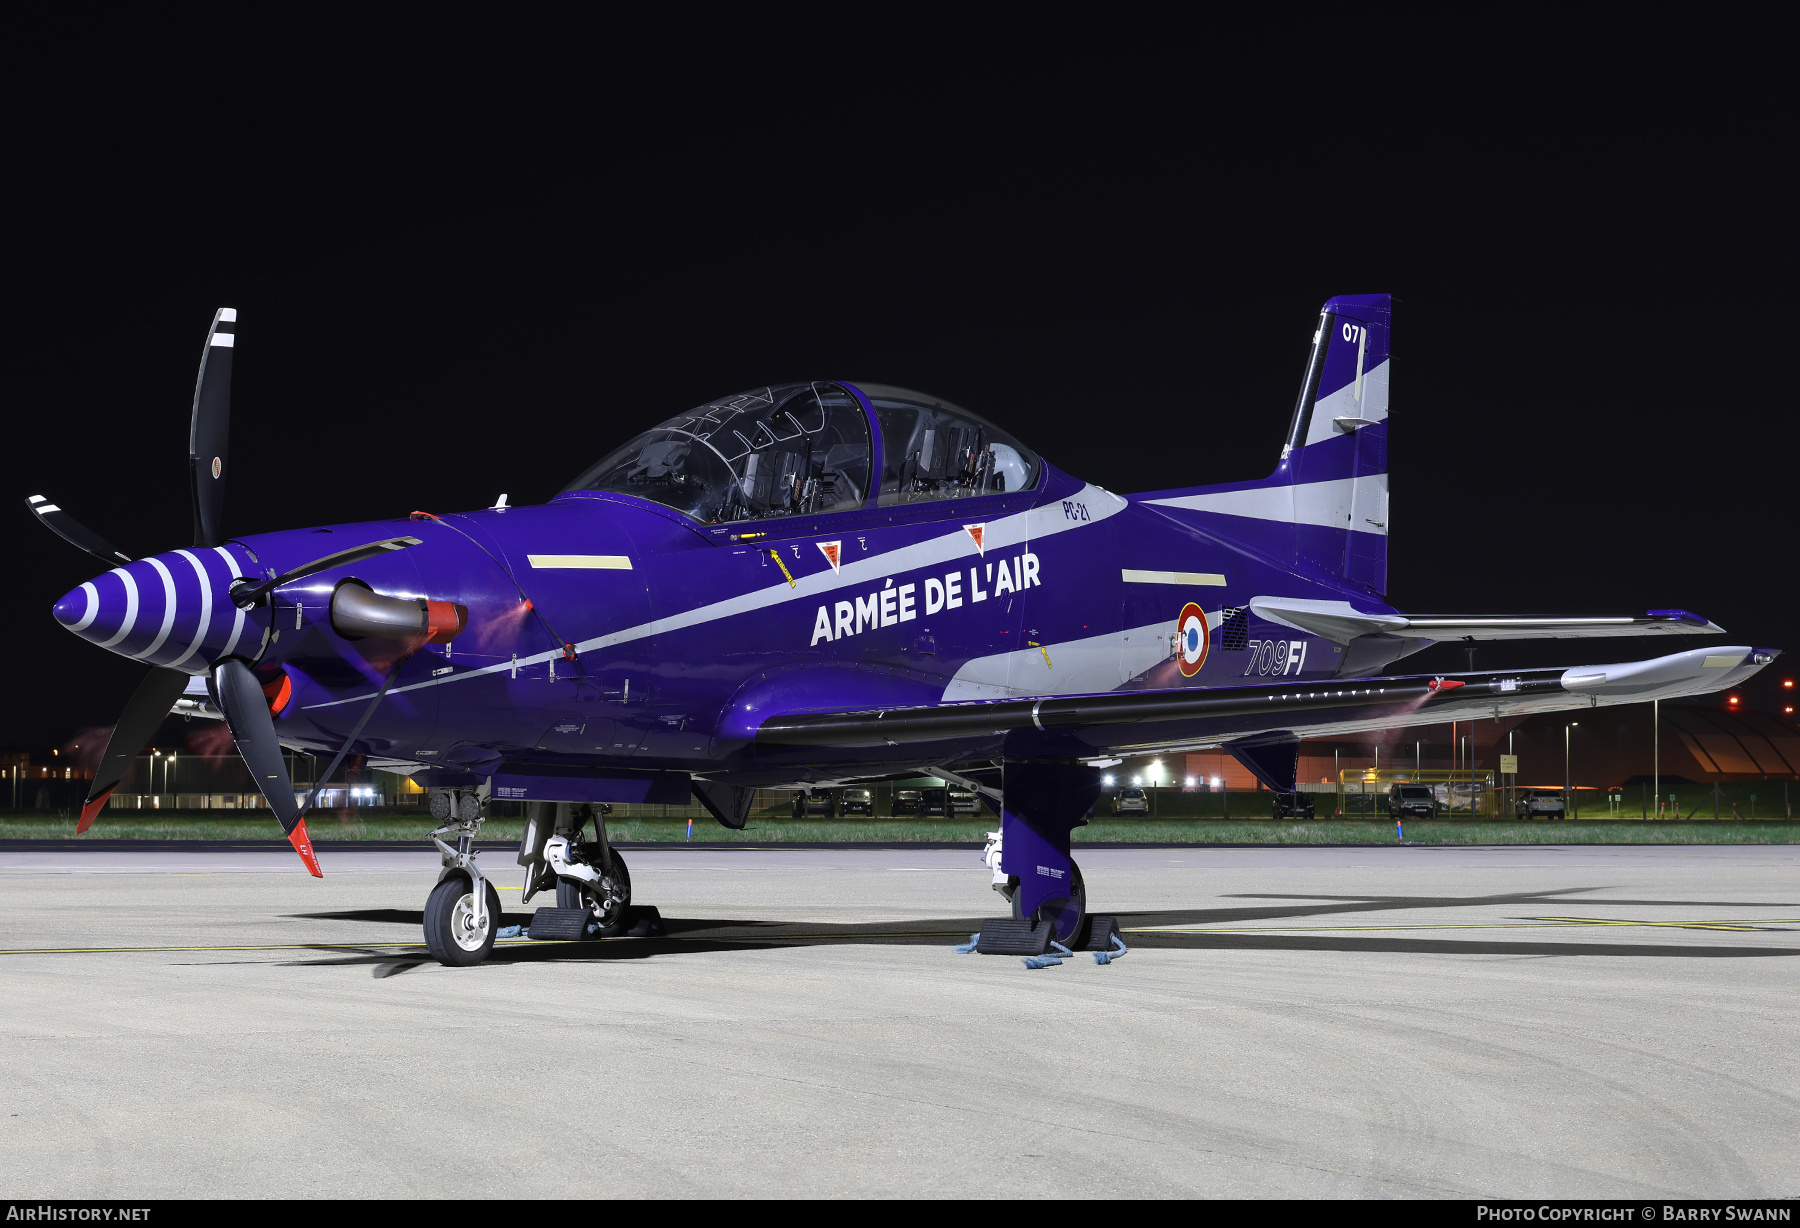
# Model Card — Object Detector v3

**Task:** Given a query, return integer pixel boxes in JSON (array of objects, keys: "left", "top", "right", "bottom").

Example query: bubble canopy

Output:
[{"left": 562, "top": 382, "right": 1039, "bottom": 525}]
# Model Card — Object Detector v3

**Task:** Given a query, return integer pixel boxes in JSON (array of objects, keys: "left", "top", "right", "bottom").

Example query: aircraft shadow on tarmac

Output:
[{"left": 283, "top": 885, "right": 1800, "bottom": 977}]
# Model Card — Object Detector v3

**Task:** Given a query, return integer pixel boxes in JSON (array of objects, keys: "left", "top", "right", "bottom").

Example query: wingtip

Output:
[
  {"left": 76, "top": 788, "right": 114, "bottom": 835},
  {"left": 288, "top": 818, "right": 323, "bottom": 877}
]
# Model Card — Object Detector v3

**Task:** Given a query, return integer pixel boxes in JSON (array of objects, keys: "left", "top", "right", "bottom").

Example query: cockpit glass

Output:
[
  {"left": 562, "top": 383, "right": 872, "bottom": 524},
  {"left": 858, "top": 384, "right": 1040, "bottom": 506}
]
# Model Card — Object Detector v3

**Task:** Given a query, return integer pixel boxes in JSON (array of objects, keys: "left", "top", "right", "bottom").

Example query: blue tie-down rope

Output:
[
  {"left": 496, "top": 925, "right": 525, "bottom": 940},
  {"left": 953, "top": 933, "right": 981, "bottom": 954},
  {"left": 1023, "top": 941, "right": 1075, "bottom": 970},
  {"left": 1093, "top": 935, "right": 1129, "bottom": 965}
]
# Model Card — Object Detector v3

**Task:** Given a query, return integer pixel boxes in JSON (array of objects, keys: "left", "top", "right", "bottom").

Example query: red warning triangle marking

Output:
[
  {"left": 817, "top": 540, "right": 841, "bottom": 574},
  {"left": 964, "top": 524, "right": 985, "bottom": 555}
]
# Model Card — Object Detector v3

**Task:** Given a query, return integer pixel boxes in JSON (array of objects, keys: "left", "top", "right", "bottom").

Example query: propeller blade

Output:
[
  {"left": 25, "top": 495, "right": 132, "bottom": 567},
  {"left": 75, "top": 666, "right": 191, "bottom": 833},
  {"left": 212, "top": 658, "right": 322, "bottom": 877},
  {"left": 188, "top": 308, "right": 236, "bottom": 550},
  {"left": 230, "top": 536, "right": 422, "bottom": 607}
]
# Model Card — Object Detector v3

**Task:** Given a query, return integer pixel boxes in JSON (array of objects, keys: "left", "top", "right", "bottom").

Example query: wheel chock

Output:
[
  {"left": 972, "top": 918, "right": 1052, "bottom": 956},
  {"left": 1093, "top": 935, "right": 1129, "bottom": 965},
  {"left": 1076, "top": 916, "right": 1120, "bottom": 951},
  {"left": 526, "top": 907, "right": 589, "bottom": 940},
  {"left": 600, "top": 904, "right": 663, "bottom": 938}
]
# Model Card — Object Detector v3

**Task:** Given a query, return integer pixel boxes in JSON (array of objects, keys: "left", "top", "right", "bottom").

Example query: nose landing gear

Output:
[{"left": 424, "top": 786, "right": 501, "bottom": 966}]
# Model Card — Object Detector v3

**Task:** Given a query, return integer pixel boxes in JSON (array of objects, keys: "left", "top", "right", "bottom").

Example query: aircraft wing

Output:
[
  {"left": 753, "top": 645, "right": 1777, "bottom": 763},
  {"left": 1249, "top": 598, "right": 1724, "bottom": 645}
]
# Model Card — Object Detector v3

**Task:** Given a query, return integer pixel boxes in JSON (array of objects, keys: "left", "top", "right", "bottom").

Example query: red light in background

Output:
[
  {"left": 1728, "top": 695, "right": 1740, "bottom": 705},
  {"left": 1787, "top": 706, "right": 1796, "bottom": 715},
  {"left": 1786, "top": 680, "right": 1795, "bottom": 688}
]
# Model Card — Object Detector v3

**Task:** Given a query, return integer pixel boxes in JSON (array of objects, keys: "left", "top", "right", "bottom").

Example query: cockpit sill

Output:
[{"left": 555, "top": 463, "right": 1060, "bottom": 547}]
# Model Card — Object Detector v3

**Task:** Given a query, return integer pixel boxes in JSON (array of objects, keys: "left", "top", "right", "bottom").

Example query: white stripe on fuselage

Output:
[
  {"left": 303, "top": 484, "right": 1130, "bottom": 709},
  {"left": 1145, "top": 474, "right": 1389, "bottom": 536},
  {"left": 942, "top": 610, "right": 1221, "bottom": 701}
]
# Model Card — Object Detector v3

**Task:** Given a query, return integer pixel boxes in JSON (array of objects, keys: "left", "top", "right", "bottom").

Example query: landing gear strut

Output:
[
  {"left": 984, "top": 761, "right": 1103, "bottom": 946},
  {"left": 521, "top": 801, "right": 632, "bottom": 932},
  {"left": 424, "top": 785, "right": 499, "bottom": 966}
]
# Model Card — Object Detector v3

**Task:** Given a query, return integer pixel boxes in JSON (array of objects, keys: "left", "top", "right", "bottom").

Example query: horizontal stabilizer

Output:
[{"left": 1250, "top": 597, "right": 1724, "bottom": 646}]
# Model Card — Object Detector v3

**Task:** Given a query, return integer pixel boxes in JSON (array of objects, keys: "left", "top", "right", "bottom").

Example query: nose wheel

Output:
[{"left": 425, "top": 875, "right": 502, "bottom": 966}]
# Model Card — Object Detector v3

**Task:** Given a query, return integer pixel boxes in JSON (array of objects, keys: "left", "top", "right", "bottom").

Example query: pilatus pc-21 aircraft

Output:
[{"left": 32, "top": 294, "right": 1778, "bottom": 965}]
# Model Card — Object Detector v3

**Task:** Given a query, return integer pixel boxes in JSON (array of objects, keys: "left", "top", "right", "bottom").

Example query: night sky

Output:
[{"left": 6, "top": 45, "right": 1790, "bottom": 756}]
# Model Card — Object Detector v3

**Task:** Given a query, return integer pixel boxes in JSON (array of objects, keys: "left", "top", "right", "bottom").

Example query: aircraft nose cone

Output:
[
  {"left": 53, "top": 584, "right": 97, "bottom": 632},
  {"left": 52, "top": 547, "right": 259, "bottom": 669}
]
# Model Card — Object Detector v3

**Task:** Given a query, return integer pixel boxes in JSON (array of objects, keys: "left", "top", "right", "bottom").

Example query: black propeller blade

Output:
[
  {"left": 230, "top": 536, "right": 423, "bottom": 607},
  {"left": 188, "top": 307, "right": 235, "bottom": 550},
  {"left": 25, "top": 495, "right": 132, "bottom": 566},
  {"left": 212, "top": 657, "right": 321, "bottom": 876},
  {"left": 75, "top": 667, "right": 191, "bottom": 833}
]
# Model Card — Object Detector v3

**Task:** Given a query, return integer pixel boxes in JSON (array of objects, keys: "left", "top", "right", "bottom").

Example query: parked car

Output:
[
  {"left": 1115, "top": 787, "right": 1149, "bottom": 815},
  {"left": 840, "top": 787, "right": 874, "bottom": 816},
  {"left": 1515, "top": 788, "right": 1567, "bottom": 820},
  {"left": 893, "top": 788, "right": 922, "bottom": 815},
  {"left": 947, "top": 787, "right": 978, "bottom": 815},
  {"left": 791, "top": 788, "right": 835, "bottom": 818},
  {"left": 920, "top": 787, "right": 948, "bottom": 816},
  {"left": 1388, "top": 783, "right": 1438, "bottom": 820},
  {"left": 1273, "top": 792, "right": 1316, "bottom": 819}
]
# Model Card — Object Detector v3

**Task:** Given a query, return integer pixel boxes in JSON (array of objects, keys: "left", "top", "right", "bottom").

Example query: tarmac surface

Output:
[{"left": 2, "top": 842, "right": 1798, "bottom": 1199}]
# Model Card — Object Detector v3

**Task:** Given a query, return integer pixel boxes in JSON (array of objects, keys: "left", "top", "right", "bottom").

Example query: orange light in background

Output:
[
  {"left": 1787, "top": 706, "right": 1795, "bottom": 715},
  {"left": 1786, "top": 680, "right": 1795, "bottom": 688},
  {"left": 1728, "top": 695, "right": 1740, "bottom": 705}
]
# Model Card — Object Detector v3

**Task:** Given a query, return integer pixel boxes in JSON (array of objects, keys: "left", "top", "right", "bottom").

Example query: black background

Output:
[{"left": 5, "top": 23, "right": 1791, "bottom": 754}]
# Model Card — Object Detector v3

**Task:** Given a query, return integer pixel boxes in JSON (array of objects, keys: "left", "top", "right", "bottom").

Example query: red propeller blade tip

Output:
[
  {"left": 288, "top": 818, "right": 323, "bottom": 877},
  {"left": 75, "top": 788, "right": 115, "bottom": 835}
]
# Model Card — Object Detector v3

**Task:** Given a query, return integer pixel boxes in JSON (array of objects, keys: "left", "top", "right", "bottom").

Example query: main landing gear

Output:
[
  {"left": 529, "top": 800, "right": 631, "bottom": 931},
  {"left": 974, "top": 761, "right": 1109, "bottom": 955}
]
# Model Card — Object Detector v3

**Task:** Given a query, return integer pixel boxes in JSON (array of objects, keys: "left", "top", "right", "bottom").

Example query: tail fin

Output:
[{"left": 1142, "top": 293, "right": 1391, "bottom": 595}]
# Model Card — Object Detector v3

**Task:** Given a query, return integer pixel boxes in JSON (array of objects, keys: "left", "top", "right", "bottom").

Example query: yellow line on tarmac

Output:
[
  {"left": 0, "top": 939, "right": 553, "bottom": 956},
  {"left": 1125, "top": 917, "right": 1800, "bottom": 935},
  {"left": 1535, "top": 916, "right": 1800, "bottom": 932},
  {"left": 0, "top": 932, "right": 972, "bottom": 956},
  {"left": 1125, "top": 923, "right": 1576, "bottom": 934}
]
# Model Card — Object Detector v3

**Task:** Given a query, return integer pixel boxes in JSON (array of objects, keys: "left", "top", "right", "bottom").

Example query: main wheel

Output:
[
  {"left": 424, "top": 875, "right": 502, "bottom": 967},
  {"left": 1011, "top": 860, "right": 1086, "bottom": 945},
  {"left": 556, "top": 850, "right": 632, "bottom": 930}
]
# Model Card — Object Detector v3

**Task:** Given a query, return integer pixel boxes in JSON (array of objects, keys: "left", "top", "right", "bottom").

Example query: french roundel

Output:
[{"left": 1176, "top": 601, "right": 1209, "bottom": 677}]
